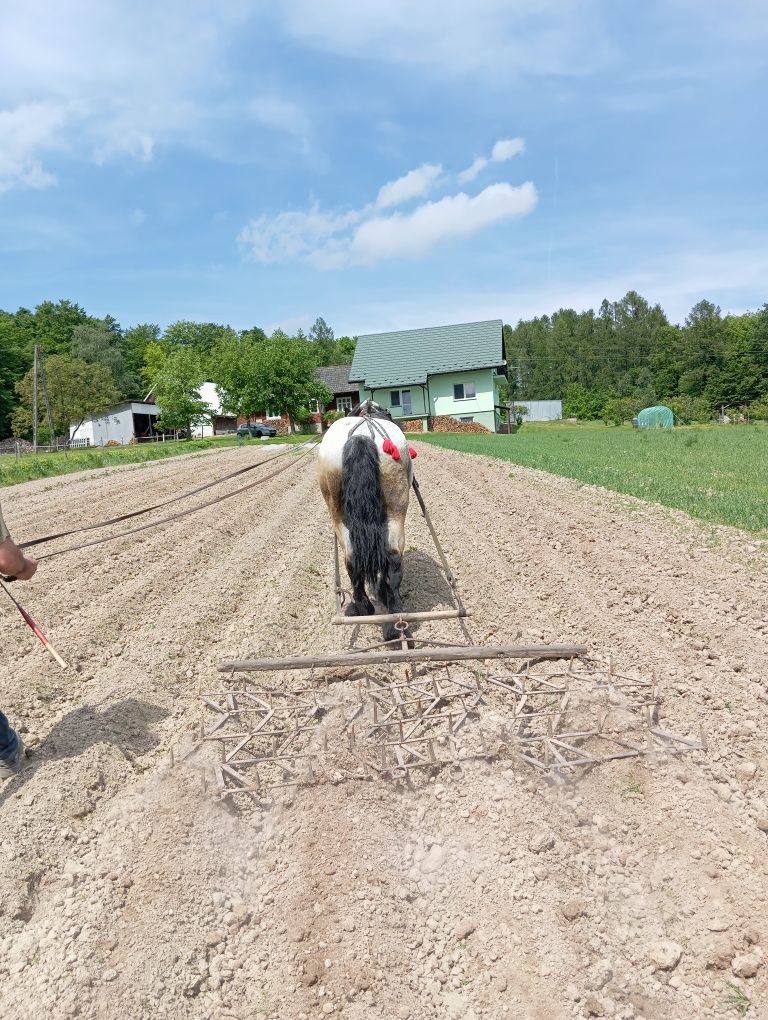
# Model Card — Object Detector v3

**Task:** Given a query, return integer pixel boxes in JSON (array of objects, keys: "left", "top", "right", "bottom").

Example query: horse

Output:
[{"left": 317, "top": 399, "right": 415, "bottom": 642}]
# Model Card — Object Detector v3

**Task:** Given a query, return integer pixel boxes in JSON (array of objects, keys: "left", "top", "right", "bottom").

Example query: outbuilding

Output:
[{"left": 69, "top": 400, "right": 163, "bottom": 447}]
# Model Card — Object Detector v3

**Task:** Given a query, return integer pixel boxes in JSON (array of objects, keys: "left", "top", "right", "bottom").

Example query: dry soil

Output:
[{"left": 1, "top": 442, "right": 767, "bottom": 1020}]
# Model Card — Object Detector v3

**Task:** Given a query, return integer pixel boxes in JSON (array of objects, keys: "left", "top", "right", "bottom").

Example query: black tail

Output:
[{"left": 341, "top": 434, "right": 388, "bottom": 585}]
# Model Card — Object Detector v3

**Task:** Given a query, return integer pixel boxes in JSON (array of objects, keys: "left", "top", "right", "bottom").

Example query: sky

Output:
[{"left": 0, "top": 1, "right": 766, "bottom": 337}]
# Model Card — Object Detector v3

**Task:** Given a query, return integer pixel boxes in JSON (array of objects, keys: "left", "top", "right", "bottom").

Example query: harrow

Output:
[{"left": 177, "top": 470, "right": 704, "bottom": 802}]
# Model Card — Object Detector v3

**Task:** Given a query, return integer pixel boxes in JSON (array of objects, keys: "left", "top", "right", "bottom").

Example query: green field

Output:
[
  {"left": 416, "top": 423, "right": 768, "bottom": 536},
  {"left": 0, "top": 433, "right": 311, "bottom": 488}
]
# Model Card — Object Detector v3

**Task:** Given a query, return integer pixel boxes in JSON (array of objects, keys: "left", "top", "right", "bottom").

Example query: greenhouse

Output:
[{"left": 637, "top": 405, "right": 675, "bottom": 429}]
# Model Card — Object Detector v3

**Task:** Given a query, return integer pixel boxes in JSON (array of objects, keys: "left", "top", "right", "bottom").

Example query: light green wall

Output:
[
  {"left": 358, "top": 367, "right": 499, "bottom": 431},
  {"left": 429, "top": 368, "right": 497, "bottom": 430},
  {"left": 357, "top": 384, "right": 428, "bottom": 420}
]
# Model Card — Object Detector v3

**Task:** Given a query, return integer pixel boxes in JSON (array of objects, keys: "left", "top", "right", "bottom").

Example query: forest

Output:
[{"left": 504, "top": 292, "right": 768, "bottom": 424}]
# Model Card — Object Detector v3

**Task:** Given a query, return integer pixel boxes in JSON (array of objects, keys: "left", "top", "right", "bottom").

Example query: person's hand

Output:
[{"left": 14, "top": 557, "right": 38, "bottom": 581}]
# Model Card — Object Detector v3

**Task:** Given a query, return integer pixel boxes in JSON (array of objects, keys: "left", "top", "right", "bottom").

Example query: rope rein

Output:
[
  {"left": 21, "top": 444, "right": 298, "bottom": 550},
  {"left": 29, "top": 443, "right": 318, "bottom": 562}
]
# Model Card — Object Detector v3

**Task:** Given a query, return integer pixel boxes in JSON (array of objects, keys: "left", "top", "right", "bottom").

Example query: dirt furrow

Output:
[{"left": 1, "top": 441, "right": 766, "bottom": 1020}]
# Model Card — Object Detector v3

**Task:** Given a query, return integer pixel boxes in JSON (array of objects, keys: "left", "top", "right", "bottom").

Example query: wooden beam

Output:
[
  {"left": 332, "top": 608, "right": 469, "bottom": 626},
  {"left": 219, "top": 644, "right": 587, "bottom": 673}
]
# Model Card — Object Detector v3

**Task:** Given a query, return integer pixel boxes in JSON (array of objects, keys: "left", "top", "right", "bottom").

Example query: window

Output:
[
  {"left": 309, "top": 399, "right": 321, "bottom": 413},
  {"left": 389, "top": 390, "right": 412, "bottom": 415},
  {"left": 459, "top": 416, "right": 474, "bottom": 423},
  {"left": 454, "top": 382, "right": 476, "bottom": 400},
  {"left": 337, "top": 396, "right": 353, "bottom": 414}
]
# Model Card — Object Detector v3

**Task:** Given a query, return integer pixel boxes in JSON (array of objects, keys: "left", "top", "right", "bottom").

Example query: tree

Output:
[
  {"left": 308, "top": 317, "right": 336, "bottom": 364},
  {"left": 209, "top": 333, "right": 265, "bottom": 420},
  {"left": 71, "top": 323, "right": 138, "bottom": 398},
  {"left": 163, "top": 320, "right": 237, "bottom": 355},
  {"left": 122, "top": 323, "right": 161, "bottom": 388},
  {"left": 153, "top": 348, "right": 210, "bottom": 434},
  {"left": 0, "top": 313, "right": 25, "bottom": 438},
  {"left": 209, "top": 331, "right": 330, "bottom": 427},
  {"left": 12, "top": 355, "right": 120, "bottom": 443},
  {"left": 140, "top": 342, "right": 170, "bottom": 393},
  {"left": 334, "top": 335, "right": 357, "bottom": 363},
  {"left": 258, "top": 332, "right": 331, "bottom": 427}
]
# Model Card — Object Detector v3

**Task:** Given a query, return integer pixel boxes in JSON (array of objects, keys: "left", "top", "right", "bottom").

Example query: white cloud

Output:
[
  {"left": 0, "top": 102, "right": 69, "bottom": 192},
  {"left": 376, "top": 163, "right": 442, "bottom": 209},
  {"left": 0, "top": 1, "right": 310, "bottom": 192},
  {"left": 238, "top": 205, "right": 365, "bottom": 263},
  {"left": 341, "top": 183, "right": 537, "bottom": 266},
  {"left": 274, "top": 1, "right": 612, "bottom": 77},
  {"left": 458, "top": 136, "right": 525, "bottom": 183},
  {"left": 240, "top": 158, "right": 538, "bottom": 268},
  {"left": 492, "top": 138, "right": 525, "bottom": 162}
]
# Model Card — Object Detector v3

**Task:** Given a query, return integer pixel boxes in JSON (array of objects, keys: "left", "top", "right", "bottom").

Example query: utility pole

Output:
[
  {"left": 39, "top": 354, "right": 56, "bottom": 450},
  {"left": 32, "top": 344, "right": 39, "bottom": 454}
]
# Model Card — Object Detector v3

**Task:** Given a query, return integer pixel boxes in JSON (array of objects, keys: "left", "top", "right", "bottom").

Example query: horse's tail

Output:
[{"left": 341, "top": 434, "right": 388, "bottom": 585}]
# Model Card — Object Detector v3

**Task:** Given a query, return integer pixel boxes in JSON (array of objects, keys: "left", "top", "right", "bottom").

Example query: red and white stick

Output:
[{"left": 0, "top": 580, "right": 68, "bottom": 669}]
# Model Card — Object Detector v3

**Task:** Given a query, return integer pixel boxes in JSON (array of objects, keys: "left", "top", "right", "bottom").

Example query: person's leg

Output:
[{"left": 0, "top": 709, "right": 23, "bottom": 776}]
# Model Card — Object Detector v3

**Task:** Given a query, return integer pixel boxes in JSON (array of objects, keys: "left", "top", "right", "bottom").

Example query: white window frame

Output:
[
  {"left": 309, "top": 399, "right": 321, "bottom": 413},
  {"left": 454, "top": 382, "right": 477, "bottom": 401},
  {"left": 337, "top": 396, "right": 353, "bottom": 414},
  {"left": 459, "top": 415, "right": 474, "bottom": 423}
]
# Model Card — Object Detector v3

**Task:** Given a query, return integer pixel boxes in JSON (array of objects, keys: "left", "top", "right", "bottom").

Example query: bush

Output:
[
  {"left": 665, "top": 396, "right": 712, "bottom": 425},
  {"left": 602, "top": 397, "right": 639, "bottom": 426},
  {"left": 747, "top": 400, "right": 768, "bottom": 421},
  {"left": 562, "top": 384, "right": 610, "bottom": 421},
  {"left": 323, "top": 409, "right": 345, "bottom": 425}
]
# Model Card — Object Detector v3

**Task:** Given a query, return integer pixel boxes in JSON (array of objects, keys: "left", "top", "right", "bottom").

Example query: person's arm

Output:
[{"left": 0, "top": 539, "right": 37, "bottom": 581}]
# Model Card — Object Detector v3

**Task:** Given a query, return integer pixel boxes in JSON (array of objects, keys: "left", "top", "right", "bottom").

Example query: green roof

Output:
[{"left": 350, "top": 319, "right": 504, "bottom": 389}]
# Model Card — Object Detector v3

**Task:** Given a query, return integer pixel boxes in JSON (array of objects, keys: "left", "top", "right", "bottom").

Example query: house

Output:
[
  {"left": 69, "top": 399, "right": 163, "bottom": 447},
  {"left": 312, "top": 364, "right": 359, "bottom": 423},
  {"left": 191, "top": 382, "right": 237, "bottom": 438},
  {"left": 349, "top": 319, "right": 507, "bottom": 432}
]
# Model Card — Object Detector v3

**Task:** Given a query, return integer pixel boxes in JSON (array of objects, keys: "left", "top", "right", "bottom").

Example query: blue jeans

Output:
[{"left": 0, "top": 709, "right": 19, "bottom": 763}]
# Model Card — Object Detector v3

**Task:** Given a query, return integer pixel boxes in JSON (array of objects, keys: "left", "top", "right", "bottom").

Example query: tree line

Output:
[
  {"left": 3, "top": 291, "right": 767, "bottom": 442},
  {"left": 503, "top": 292, "right": 768, "bottom": 424},
  {"left": 0, "top": 301, "right": 355, "bottom": 441}
]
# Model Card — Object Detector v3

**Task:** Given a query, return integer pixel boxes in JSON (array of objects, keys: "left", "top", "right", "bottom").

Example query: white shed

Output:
[
  {"left": 515, "top": 399, "right": 563, "bottom": 422},
  {"left": 69, "top": 400, "right": 162, "bottom": 447}
]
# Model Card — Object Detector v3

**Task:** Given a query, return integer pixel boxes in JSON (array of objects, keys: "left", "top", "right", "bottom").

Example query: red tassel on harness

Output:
[
  {"left": 391, "top": 446, "right": 401, "bottom": 461},
  {"left": 408, "top": 446, "right": 417, "bottom": 459},
  {"left": 382, "top": 438, "right": 394, "bottom": 455}
]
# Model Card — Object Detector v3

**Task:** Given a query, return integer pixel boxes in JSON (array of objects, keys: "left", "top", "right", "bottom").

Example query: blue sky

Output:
[{"left": 1, "top": 1, "right": 766, "bottom": 336}]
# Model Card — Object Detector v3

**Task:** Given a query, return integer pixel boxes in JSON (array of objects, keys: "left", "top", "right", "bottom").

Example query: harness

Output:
[{"left": 346, "top": 408, "right": 417, "bottom": 462}]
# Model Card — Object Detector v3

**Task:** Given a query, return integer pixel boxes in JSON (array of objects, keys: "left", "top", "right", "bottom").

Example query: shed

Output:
[
  {"left": 515, "top": 399, "right": 563, "bottom": 422},
  {"left": 637, "top": 405, "right": 674, "bottom": 429},
  {"left": 69, "top": 400, "right": 163, "bottom": 447}
]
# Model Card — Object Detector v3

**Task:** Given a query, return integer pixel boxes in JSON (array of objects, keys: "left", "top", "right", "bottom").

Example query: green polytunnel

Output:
[{"left": 636, "top": 405, "right": 674, "bottom": 429}]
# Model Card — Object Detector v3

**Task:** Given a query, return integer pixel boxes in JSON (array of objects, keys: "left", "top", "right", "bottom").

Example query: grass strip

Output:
[{"left": 415, "top": 424, "right": 768, "bottom": 536}]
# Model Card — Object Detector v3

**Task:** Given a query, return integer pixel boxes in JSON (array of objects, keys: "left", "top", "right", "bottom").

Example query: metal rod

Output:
[
  {"left": 333, "top": 609, "right": 469, "bottom": 626},
  {"left": 219, "top": 644, "right": 588, "bottom": 673}
]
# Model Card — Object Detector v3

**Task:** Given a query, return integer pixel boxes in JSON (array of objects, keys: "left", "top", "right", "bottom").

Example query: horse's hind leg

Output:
[
  {"left": 376, "top": 514, "right": 412, "bottom": 644},
  {"left": 376, "top": 549, "right": 409, "bottom": 642},
  {"left": 345, "top": 556, "right": 375, "bottom": 617}
]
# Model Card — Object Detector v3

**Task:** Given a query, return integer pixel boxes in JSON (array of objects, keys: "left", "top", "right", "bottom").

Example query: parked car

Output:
[{"left": 237, "top": 422, "right": 278, "bottom": 438}]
